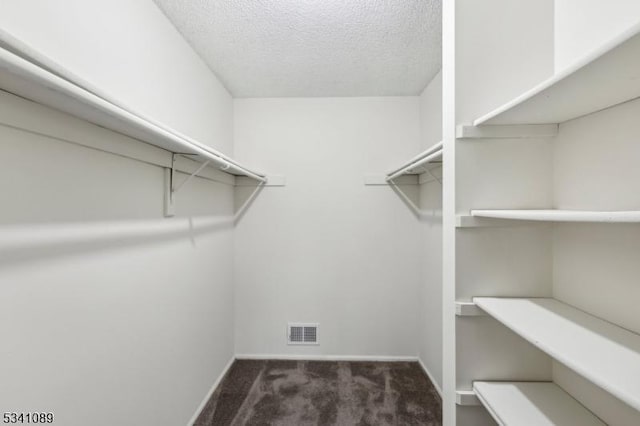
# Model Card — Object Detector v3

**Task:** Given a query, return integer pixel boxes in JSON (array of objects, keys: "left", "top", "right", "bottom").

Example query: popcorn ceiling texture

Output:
[{"left": 154, "top": 0, "right": 442, "bottom": 98}]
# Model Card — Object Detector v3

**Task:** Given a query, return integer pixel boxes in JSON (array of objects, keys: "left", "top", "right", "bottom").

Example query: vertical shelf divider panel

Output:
[{"left": 450, "top": 1, "right": 557, "bottom": 425}]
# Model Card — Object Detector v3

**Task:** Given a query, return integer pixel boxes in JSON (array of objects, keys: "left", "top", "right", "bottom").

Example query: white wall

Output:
[
  {"left": 552, "top": 97, "right": 640, "bottom": 425},
  {"left": 455, "top": 0, "right": 554, "bottom": 123},
  {"left": 0, "top": 2, "right": 237, "bottom": 424},
  {"left": 0, "top": 0, "right": 233, "bottom": 155},
  {"left": 0, "top": 91, "right": 235, "bottom": 426},
  {"left": 554, "top": 0, "right": 640, "bottom": 71},
  {"left": 420, "top": 71, "right": 443, "bottom": 151},
  {"left": 233, "top": 97, "right": 424, "bottom": 358},
  {"left": 418, "top": 72, "right": 443, "bottom": 392}
]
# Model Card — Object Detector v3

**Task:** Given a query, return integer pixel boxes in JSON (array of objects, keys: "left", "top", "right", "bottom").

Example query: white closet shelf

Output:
[
  {"left": 0, "top": 41, "right": 266, "bottom": 183},
  {"left": 386, "top": 141, "right": 443, "bottom": 182},
  {"left": 473, "top": 381, "right": 604, "bottom": 426},
  {"left": 461, "top": 209, "right": 640, "bottom": 224},
  {"left": 473, "top": 22, "right": 640, "bottom": 126},
  {"left": 473, "top": 297, "right": 640, "bottom": 412}
]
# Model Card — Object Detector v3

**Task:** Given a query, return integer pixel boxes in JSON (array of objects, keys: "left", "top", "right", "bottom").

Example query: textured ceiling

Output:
[{"left": 154, "top": 0, "right": 442, "bottom": 98}]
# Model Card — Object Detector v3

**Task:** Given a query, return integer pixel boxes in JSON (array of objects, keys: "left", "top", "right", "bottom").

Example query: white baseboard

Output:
[
  {"left": 186, "top": 355, "right": 235, "bottom": 426},
  {"left": 418, "top": 357, "right": 443, "bottom": 398},
  {"left": 235, "top": 354, "right": 419, "bottom": 362}
]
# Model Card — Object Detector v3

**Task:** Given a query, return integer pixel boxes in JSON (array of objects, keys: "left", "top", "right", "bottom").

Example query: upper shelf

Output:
[
  {"left": 0, "top": 34, "right": 266, "bottom": 182},
  {"left": 474, "top": 23, "right": 640, "bottom": 126},
  {"left": 474, "top": 297, "right": 640, "bottom": 412},
  {"left": 386, "top": 141, "right": 443, "bottom": 182}
]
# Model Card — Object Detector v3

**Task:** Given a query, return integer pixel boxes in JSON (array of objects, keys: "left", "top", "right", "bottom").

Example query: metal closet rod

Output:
[
  {"left": 386, "top": 145, "right": 443, "bottom": 181},
  {"left": 0, "top": 29, "right": 267, "bottom": 183},
  {"left": 386, "top": 141, "right": 443, "bottom": 178}
]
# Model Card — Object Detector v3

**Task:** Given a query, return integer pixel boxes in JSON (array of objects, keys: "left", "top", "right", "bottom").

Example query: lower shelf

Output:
[
  {"left": 473, "top": 297, "right": 640, "bottom": 411},
  {"left": 473, "top": 382, "right": 604, "bottom": 426}
]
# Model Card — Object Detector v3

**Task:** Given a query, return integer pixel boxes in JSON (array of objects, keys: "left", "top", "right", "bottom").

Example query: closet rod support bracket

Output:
[{"left": 164, "top": 154, "right": 211, "bottom": 217}]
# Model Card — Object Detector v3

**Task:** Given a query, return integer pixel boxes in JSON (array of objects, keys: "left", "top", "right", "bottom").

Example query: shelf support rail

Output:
[{"left": 164, "top": 154, "right": 213, "bottom": 217}]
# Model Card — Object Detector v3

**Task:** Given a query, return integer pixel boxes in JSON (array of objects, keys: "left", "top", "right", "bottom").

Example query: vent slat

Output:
[
  {"left": 303, "top": 327, "right": 317, "bottom": 342},
  {"left": 287, "top": 323, "right": 318, "bottom": 345}
]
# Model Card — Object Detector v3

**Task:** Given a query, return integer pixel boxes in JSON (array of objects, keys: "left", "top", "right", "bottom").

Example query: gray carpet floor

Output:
[{"left": 195, "top": 360, "right": 442, "bottom": 426}]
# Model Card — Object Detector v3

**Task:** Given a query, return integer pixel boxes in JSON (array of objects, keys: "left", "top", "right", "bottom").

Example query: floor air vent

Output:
[{"left": 287, "top": 323, "right": 319, "bottom": 345}]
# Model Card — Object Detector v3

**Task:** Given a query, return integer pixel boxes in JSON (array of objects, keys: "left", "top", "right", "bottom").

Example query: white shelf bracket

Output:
[
  {"left": 164, "top": 154, "right": 211, "bottom": 217},
  {"left": 456, "top": 390, "right": 481, "bottom": 406},
  {"left": 455, "top": 301, "right": 486, "bottom": 316}
]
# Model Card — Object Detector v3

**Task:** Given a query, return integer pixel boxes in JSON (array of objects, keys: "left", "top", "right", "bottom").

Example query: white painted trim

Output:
[
  {"left": 235, "top": 354, "right": 419, "bottom": 362},
  {"left": 441, "top": 0, "right": 457, "bottom": 422},
  {"left": 186, "top": 356, "right": 235, "bottom": 426},
  {"left": 418, "top": 358, "right": 443, "bottom": 398}
]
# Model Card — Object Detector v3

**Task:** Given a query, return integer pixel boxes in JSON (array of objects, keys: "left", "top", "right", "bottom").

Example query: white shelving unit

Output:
[
  {"left": 473, "top": 382, "right": 604, "bottom": 426},
  {"left": 444, "top": 3, "right": 640, "bottom": 425},
  {"left": 459, "top": 209, "right": 640, "bottom": 224},
  {"left": 473, "top": 22, "right": 640, "bottom": 126},
  {"left": 473, "top": 297, "right": 640, "bottom": 412}
]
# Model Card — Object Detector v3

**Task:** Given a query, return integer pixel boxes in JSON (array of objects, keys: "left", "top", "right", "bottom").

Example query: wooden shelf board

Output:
[
  {"left": 474, "top": 381, "right": 604, "bottom": 426},
  {"left": 474, "top": 23, "right": 640, "bottom": 126},
  {"left": 473, "top": 297, "right": 640, "bottom": 412},
  {"left": 467, "top": 209, "right": 640, "bottom": 223}
]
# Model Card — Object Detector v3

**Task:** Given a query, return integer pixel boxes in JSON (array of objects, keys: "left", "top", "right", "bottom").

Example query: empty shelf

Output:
[
  {"left": 473, "top": 297, "right": 640, "bottom": 411},
  {"left": 467, "top": 209, "right": 640, "bottom": 223},
  {"left": 0, "top": 40, "right": 266, "bottom": 182},
  {"left": 386, "top": 141, "right": 443, "bottom": 181},
  {"left": 474, "top": 23, "right": 640, "bottom": 126},
  {"left": 473, "top": 382, "right": 604, "bottom": 426}
]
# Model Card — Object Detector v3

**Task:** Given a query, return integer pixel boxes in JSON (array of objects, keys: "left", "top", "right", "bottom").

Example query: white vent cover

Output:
[{"left": 287, "top": 323, "right": 319, "bottom": 345}]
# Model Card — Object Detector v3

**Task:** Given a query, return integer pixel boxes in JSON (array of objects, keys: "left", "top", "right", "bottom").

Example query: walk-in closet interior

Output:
[{"left": 1, "top": 1, "right": 640, "bottom": 425}]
